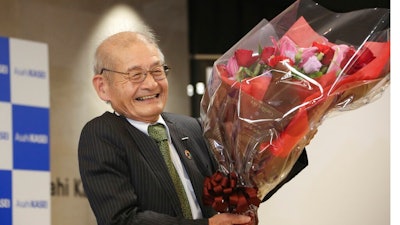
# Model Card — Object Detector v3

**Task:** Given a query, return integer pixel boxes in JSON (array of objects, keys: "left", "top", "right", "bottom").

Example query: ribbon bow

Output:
[{"left": 203, "top": 171, "right": 261, "bottom": 213}]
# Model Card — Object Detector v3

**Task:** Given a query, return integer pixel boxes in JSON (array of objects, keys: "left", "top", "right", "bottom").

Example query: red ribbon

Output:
[{"left": 203, "top": 171, "right": 261, "bottom": 213}]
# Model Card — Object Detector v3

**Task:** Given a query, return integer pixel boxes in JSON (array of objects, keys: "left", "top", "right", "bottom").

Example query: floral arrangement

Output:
[{"left": 200, "top": 0, "right": 390, "bottom": 224}]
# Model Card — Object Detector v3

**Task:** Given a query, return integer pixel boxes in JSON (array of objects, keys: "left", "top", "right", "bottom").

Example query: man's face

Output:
[{"left": 102, "top": 41, "right": 168, "bottom": 123}]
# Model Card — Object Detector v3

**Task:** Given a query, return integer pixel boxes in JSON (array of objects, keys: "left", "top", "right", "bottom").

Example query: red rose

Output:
[
  {"left": 235, "top": 49, "right": 258, "bottom": 67},
  {"left": 260, "top": 46, "right": 275, "bottom": 64},
  {"left": 312, "top": 42, "right": 334, "bottom": 65},
  {"left": 341, "top": 47, "right": 375, "bottom": 74},
  {"left": 268, "top": 55, "right": 293, "bottom": 67}
]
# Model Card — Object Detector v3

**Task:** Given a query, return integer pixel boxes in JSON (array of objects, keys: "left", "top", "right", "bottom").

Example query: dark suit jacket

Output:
[{"left": 78, "top": 112, "right": 308, "bottom": 225}]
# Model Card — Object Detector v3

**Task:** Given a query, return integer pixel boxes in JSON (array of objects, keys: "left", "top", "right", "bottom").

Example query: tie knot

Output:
[{"left": 148, "top": 123, "right": 168, "bottom": 142}]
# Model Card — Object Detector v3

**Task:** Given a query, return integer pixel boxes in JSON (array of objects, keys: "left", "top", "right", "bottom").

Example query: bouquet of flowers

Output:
[{"left": 200, "top": 0, "right": 390, "bottom": 224}]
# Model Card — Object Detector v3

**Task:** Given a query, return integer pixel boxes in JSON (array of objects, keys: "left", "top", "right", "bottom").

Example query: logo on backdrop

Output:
[
  {"left": 13, "top": 105, "right": 49, "bottom": 171},
  {"left": 0, "top": 198, "right": 11, "bottom": 208},
  {"left": 15, "top": 199, "right": 48, "bottom": 209},
  {"left": 0, "top": 36, "right": 50, "bottom": 225},
  {"left": 0, "top": 171, "right": 12, "bottom": 224},
  {"left": 0, "top": 37, "right": 10, "bottom": 102},
  {"left": 0, "top": 131, "right": 10, "bottom": 141},
  {"left": 51, "top": 177, "right": 86, "bottom": 198},
  {"left": 0, "top": 64, "right": 8, "bottom": 74},
  {"left": 14, "top": 67, "right": 47, "bottom": 79}
]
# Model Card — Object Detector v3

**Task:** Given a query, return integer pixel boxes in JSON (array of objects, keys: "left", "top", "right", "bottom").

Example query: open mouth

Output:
[{"left": 136, "top": 94, "right": 159, "bottom": 101}]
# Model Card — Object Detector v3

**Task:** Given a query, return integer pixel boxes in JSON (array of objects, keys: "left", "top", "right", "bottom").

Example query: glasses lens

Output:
[
  {"left": 102, "top": 65, "right": 170, "bottom": 83},
  {"left": 129, "top": 72, "right": 145, "bottom": 82}
]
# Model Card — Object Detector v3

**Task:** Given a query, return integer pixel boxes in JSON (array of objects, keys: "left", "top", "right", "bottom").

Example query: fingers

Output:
[
  {"left": 209, "top": 213, "right": 252, "bottom": 225},
  {"left": 232, "top": 214, "right": 252, "bottom": 224}
]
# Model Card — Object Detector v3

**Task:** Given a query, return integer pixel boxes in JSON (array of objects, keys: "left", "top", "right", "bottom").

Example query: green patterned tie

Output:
[{"left": 148, "top": 123, "right": 192, "bottom": 219}]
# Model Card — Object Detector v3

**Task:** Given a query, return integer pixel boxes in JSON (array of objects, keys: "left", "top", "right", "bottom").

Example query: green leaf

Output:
[
  {"left": 295, "top": 51, "right": 302, "bottom": 64},
  {"left": 316, "top": 52, "right": 324, "bottom": 61},
  {"left": 244, "top": 67, "right": 254, "bottom": 77},
  {"left": 253, "top": 63, "right": 261, "bottom": 76}
]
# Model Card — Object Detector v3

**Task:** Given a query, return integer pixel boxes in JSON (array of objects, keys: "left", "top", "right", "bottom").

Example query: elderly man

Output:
[{"left": 78, "top": 30, "right": 308, "bottom": 225}]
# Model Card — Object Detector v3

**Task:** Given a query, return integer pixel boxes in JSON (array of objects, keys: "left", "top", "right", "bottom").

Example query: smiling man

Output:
[
  {"left": 92, "top": 32, "right": 168, "bottom": 123},
  {"left": 77, "top": 31, "right": 260, "bottom": 225}
]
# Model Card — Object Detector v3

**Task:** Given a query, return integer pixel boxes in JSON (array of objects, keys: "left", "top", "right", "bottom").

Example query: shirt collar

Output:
[{"left": 125, "top": 115, "right": 170, "bottom": 138}]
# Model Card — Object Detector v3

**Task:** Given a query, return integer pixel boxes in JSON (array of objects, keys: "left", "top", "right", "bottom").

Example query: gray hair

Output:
[{"left": 93, "top": 30, "right": 165, "bottom": 75}]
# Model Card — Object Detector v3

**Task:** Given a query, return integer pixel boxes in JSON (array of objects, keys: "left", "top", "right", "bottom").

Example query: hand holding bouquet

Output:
[{"left": 200, "top": 0, "right": 390, "bottom": 224}]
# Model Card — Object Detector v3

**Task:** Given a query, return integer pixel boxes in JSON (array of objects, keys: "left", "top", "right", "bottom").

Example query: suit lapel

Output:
[
  {"left": 123, "top": 119, "right": 183, "bottom": 216},
  {"left": 165, "top": 120, "right": 206, "bottom": 209}
]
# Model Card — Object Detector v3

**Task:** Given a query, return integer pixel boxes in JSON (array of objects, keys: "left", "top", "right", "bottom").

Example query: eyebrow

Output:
[{"left": 126, "top": 61, "right": 162, "bottom": 72}]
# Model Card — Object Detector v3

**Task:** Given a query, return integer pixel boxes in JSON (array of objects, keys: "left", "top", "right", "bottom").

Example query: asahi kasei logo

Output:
[{"left": 0, "top": 64, "right": 8, "bottom": 75}]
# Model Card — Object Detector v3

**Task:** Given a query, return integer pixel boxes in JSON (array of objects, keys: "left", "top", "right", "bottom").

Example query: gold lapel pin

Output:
[{"left": 184, "top": 150, "right": 192, "bottom": 160}]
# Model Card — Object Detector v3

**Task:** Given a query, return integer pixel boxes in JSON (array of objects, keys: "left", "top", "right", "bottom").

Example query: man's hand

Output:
[{"left": 209, "top": 213, "right": 252, "bottom": 225}]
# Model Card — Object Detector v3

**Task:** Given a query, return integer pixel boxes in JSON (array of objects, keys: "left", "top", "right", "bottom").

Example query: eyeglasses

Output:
[{"left": 100, "top": 64, "right": 170, "bottom": 83}]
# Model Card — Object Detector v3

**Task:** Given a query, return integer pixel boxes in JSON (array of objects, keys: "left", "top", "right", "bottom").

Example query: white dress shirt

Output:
[{"left": 125, "top": 116, "right": 203, "bottom": 219}]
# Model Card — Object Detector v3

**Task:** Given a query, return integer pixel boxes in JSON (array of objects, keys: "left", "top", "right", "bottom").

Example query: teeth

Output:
[{"left": 137, "top": 94, "right": 158, "bottom": 101}]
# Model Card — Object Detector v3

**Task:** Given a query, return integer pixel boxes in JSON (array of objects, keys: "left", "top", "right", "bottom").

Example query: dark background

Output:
[
  {"left": 188, "top": 0, "right": 390, "bottom": 54},
  {"left": 187, "top": 0, "right": 390, "bottom": 117}
]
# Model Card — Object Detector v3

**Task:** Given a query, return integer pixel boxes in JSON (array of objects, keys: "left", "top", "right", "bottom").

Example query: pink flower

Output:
[
  {"left": 226, "top": 56, "right": 239, "bottom": 78},
  {"left": 279, "top": 36, "right": 297, "bottom": 61},
  {"left": 327, "top": 44, "right": 349, "bottom": 73},
  {"left": 302, "top": 55, "right": 322, "bottom": 73}
]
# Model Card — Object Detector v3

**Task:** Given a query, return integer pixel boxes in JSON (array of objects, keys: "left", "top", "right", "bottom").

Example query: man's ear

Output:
[{"left": 92, "top": 74, "right": 110, "bottom": 102}]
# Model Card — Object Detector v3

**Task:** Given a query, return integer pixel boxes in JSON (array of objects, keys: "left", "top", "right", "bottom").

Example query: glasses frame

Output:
[{"left": 100, "top": 64, "right": 170, "bottom": 83}]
